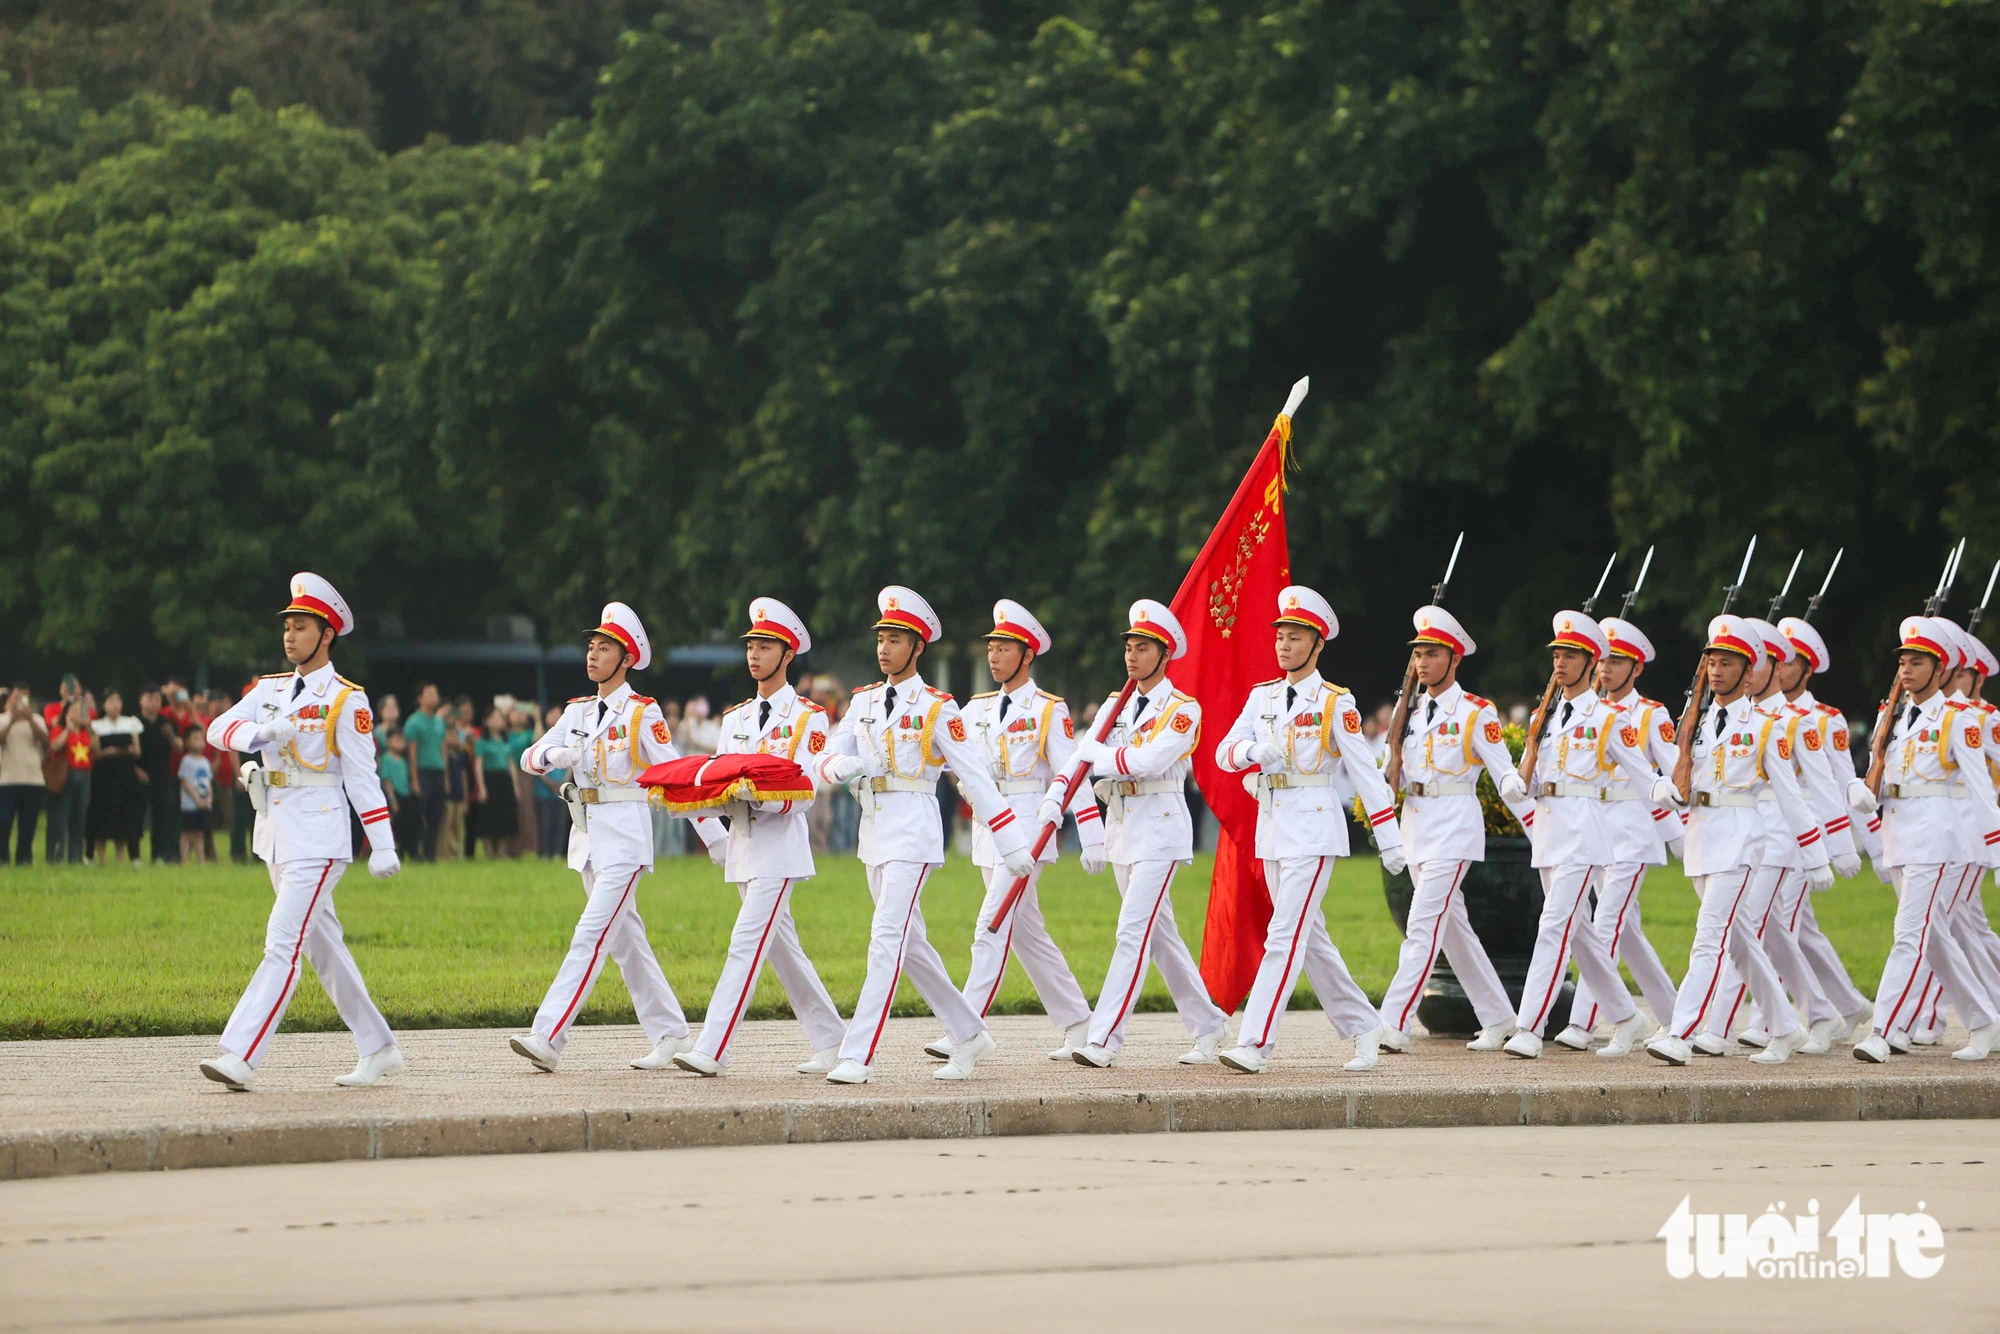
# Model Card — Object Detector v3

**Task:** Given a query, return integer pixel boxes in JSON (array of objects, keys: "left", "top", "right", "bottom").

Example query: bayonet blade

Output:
[
  {"left": 1981, "top": 558, "right": 1999, "bottom": 612},
  {"left": 1734, "top": 535, "right": 1758, "bottom": 591},
  {"left": 1583, "top": 551, "right": 1618, "bottom": 613},
  {"left": 1803, "top": 547, "right": 1842, "bottom": 620},
  {"left": 1617, "top": 545, "right": 1654, "bottom": 619},
  {"left": 1441, "top": 531, "right": 1464, "bottom": 590}
]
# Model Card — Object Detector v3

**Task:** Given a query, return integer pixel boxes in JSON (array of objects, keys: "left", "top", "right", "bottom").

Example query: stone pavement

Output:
[{"left": 3, "top": 1013, "right": 1995, "bottom": 1181}]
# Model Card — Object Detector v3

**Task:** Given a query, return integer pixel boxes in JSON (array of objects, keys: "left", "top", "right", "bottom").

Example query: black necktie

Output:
[
  {"left": 1905, "top": 704, "right": 1919, "bottom": 730},
  {"left": 1711, "top": 706, "right": 1726, "bottom": 741},
  {"left": 1560, "top": 701, "right": 1573, "bottom": 728},
  {"left": 998, "top": 695, "right": 1011, "bottom": 723},
  {"left": 1425, "top": 698, "right": 1436, "bottom": 725},
  {"left": 1285, "top": 686, "right": 1296, "bottom": 713},
  {"left": 758, "top": 700, "right": 770, "bottom": 732},
  {"left": 292, "top": 678, "right": 303, "bottom": 699},
  {"left": 597, "top": 700, "right": 608, "bottom": 726},
  {"left": 884, "top": 686, "right": 897, "bottom": 714},
  {"left": 1131, "top": 695, "right": 1149, "bottom": 729}
]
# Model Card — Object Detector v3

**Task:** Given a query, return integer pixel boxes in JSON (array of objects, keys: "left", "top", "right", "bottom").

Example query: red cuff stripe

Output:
[
  {"left": 1116, "top": 748, "right": 1131, "bottom": 776},
  {"left": 1867, "top": 817, "right": 1882, "bottom": 832},
  {"left": 361, "top": 810, "right": 390, "bottom": 824},
  {"left": 1368, "top": 808, "right": 1395, "bottom": 827},
  {"left": 1076, "top": 806, "right": 1101, "bottom": 822},
  {"left": 988, "top": 810, "right": 1016, "bottom": 831},
  {"left": 1652, "top": 808, "right": 1670, "bottom": 820},
  {"left": 1797, "top": 829, "right": 1820, "bottom": 846},
  {"left": 1827, "top": 816, "right": 1851, "bottom": 832}
]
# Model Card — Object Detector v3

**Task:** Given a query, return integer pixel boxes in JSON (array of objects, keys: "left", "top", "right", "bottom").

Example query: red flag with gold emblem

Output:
[{"left": 1171, "top": 388, "right": 1301, "bottom": 1013}]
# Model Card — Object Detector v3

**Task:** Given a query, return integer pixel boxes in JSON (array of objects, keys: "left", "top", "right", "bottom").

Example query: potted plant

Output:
[{"left": 1377, "top": 721, "right": 1573, "bottom": 1036}]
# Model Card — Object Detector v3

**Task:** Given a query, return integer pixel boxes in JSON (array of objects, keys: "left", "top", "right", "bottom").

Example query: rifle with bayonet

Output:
[
  {"left": 1868, "top": 540, "right": 1965, "bottom": 796},
  {"left": 1517, "top": 552, "right": 1617, "bottom": 787},
  {"left": 1802, "top": 548, "right": 1843, "bottom": 622},
  {"left": 1617, "top": 545, "right": 1655, "bottom": 620},
  {"left": 1971, "top": 557, "right": 1998, "bottom": 707},
  {"left": 1767, "top": 549, "right": 1804, "bottom": 621},
  {"left": 1382, "top": 531, "right": 1463, "bottom": 794},
  {"left": 1670, "top": 536, "right": 1758, "bottom": 799}
]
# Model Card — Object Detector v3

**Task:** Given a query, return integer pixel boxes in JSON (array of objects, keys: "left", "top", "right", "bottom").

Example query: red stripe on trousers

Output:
[
  {"left": 1920, "top": 866, "right": 1981, "bottom": 1030},
  {"left": 1678, "top": 869, "right": 1753, "bottom": 1039},
  {"left": 979, "top": 917, "right": 1016, "bottom": 1017},
  {"left": 1721, "top": 870, "right": 1787, "bottom": 1036},
  {"left": 863, "top": 865, "right": 933, "bottom": 1064},
  {"left": 1397, "top": 860, "right": 1466, "bottom": 1033},
  {"left": 1583, "top": 867, "right": 1645, "bottom": 1031},
  {"left": 1524, "top": 869, "right": 1595, "bottom": 1033},
  {"left": 549, "top": 869, "right": 642, "bottom": 1039},
  {"left": 1104, "top": 865, "right": 1181, "bottom": 1041},
  {"left": 242, "top": 860, "right": 334, "bottom": 1060},
  {"left": 1880, "top": 866, "right": 1950, "bottom": 1035},
  {"left": 1258, "top": 858, "right": 1331, "bottom": 1046},
  {"left": 712, "top": 880, "right": 789, "bottom": 1059}
]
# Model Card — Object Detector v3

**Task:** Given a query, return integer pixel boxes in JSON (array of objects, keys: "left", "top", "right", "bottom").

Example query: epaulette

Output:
[
  {"left": 800, "top": 698, "right": 826, "bottom": 714},
  {"left": 1606, "top": 700, "right": 1627, "bottom": 713},
  {"left": 336, "top": 675, "right": 364, "bottom": 691},
  {"left": 570, "top": 694, "right": 594, "bottom": 704},
  {"left": 925, "top": 685, "right": 950, "bottom": 699},
  {"left": 1635, "top": 696, "right": 1662, "bottom": 710},
  {"left": 727, "top": 697, "right": 755, "bottom": 716},
  {"left": 969, "top": 690, "right": 999, "bottom": 701},
  {"left": 1323, "top": 682, "right": 1351, "bottom": 698},
  {"left": 1463, "top": 692, "right": 1492, "bottom": 709},
  {"left": 1254, "top": 676, "right": 1285, "bottom": 688},
  {"left": 1035, "top": 690, "right": 1064, "bottom": 703},
  {"left": 259, "top": 672, "right": 290, "bottom": 680},
  {"left": 1816, "top": 702, "right": 1840, "bottom": 715},
  {"left": 1171, "top": 690, "right": 1198, "bottom": 704},
  {"left": 629, "top": 694, "right": 656, "bottom": 705}
]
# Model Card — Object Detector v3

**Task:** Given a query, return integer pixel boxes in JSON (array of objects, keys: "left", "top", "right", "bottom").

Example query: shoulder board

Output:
[
  {"left": 1035, "top": 690, "right": 1064, "bottom": 703},
  {"left": 1463, "top": 692, "right": 1492, "bottom": 709},
  {"left": 968, "top": 690, "right": 999, "bottom": 701},
  {"left": 1788, "top": 704, "right": 1810, "bottom": 715},
  {"left": 1606, "top": 701, "right": 1627, "bottom": 713},
  {"left": 336, "top": 675, "right": 364, "bottom": 691},
  {"left": 856, "top": 681, "right": 884, "bottom": 693},
  {"left": 569, "top": 694, "right": 594, "bottom": 704},
  {"left": 1816, "top": 702, "right": 1840, "bottom": 715},
  {"left": 1254, "top": 676, "right": 1285, "bottom": 688},
  {"left": 629, "top": 694, "right": 656, "bottom": 706},
  {"left": 727, "top": 697, "right": 755, "bottom": 715},
  {"left": 1171, "top": 691, "right": 1198, "bottom": 704},
  {"left": 1635, "top": 696, "right": 1662, "bottom": 710},
  {"left": 1324, "top": 683, "right": 1351, "bottom": 699},
  {"left": 258, "top": 672, "right": 290, "bottom": 681},
  {"left": 800, "top": 699, "right": 826, "bottom": 714},
  {"left": 925, "top": 686, "right": 950, "bottom": 699}
]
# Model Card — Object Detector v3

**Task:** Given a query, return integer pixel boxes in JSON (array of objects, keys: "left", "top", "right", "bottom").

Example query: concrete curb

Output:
[{"left": 7, "top": 1074, "right": 1995, "bottom": 1181}]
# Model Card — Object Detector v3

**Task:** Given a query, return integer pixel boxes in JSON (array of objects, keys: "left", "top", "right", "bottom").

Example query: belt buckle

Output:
[
  {"left": 1117, "top": 781, "right": 1138, "bottom": 798},
  {"left": 1408, "top": 781, "right": 1426, "bottom": 797},
  {"left": 1267, "top": 773, "right": 1291, "bottom": 791},
  {"left": 1884, "top": 784, "right": 1902, "bottom": 800},
  {"left": 869, "top": 777, "right": 889, "bottom": 794},
  {"left": 1537, "top": 782, "right": 1556, "bottom": 798},
  {"left": 266, "top": 772, "right": 288, "bottom": 789},
  {"left": 578, "top": 788, "right": 600, "bottom": 805},
  {"left": 1694, "top": 791, "right": 1712, "bottom": 808}
]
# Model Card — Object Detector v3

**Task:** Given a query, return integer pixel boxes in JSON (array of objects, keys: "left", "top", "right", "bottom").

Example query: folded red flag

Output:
[{"left": 637, "top": 753, "right": 814, "bottom": 813}]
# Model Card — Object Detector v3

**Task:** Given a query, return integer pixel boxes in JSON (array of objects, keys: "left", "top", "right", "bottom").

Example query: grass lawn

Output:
[{"left": 0, "top": 852, "right": 1930, "bottom": 1040}]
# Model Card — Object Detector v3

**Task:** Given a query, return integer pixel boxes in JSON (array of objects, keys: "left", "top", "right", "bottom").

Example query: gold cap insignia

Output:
[{"left": 886, "top": 597, "right": 899, "bottom": 610}]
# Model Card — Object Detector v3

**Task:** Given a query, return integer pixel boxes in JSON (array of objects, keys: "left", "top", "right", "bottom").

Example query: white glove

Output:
[
  {"left": 237, "top": 759, "right": 261, "bottom": 791},
  {"left": 368, "top": 848, "right": 401, "bottom": 879},
  {"left": 1037, "top": 785, "right": 1068, "bottom": 829},
  {"left": 856, "top": 751, "right": 888, "bottom": 780},
  {"left": 1001, "top": 846, "right": 1036, "bottom": 879},
  {"left": 1071, "top": 738, "right": 1113, "bottom": 771},
  {"left": 1666, "top": 836, "right": 1686, "bottom": 861},
  {"left": 1649, "top": 776, "right": 1686, "bottom": 810},
  {"left": 823, "top": 755, "right": 866, "bottom": 784},
  {"left": 264, "top": 717, "right": 298, "bottom": 747},
  {"left": 1079, "top": 843, "right": 1107, "bottom": 875},
  {"left": 540, "top": 744, "right": 581, "bottom": 771},
  {"left": 1497, "top": 771, "right": 1529, "bottom": 805},
  {"left": 1805, "top": 863, "right": 1835, "bottom": 892},
  {"left": 1380, "top": 848, "right": 1407, "bottom": 877},
  {"left": 1847, "top": 778, "right": 1878, "bottom": 815},
  {"left": 707, "top": 838, "right": 727, "bottom": 868},
  {"left": 1831, "top": 852, "right": 1862, "bottom": 879},
  {"left": 1247, "top": 741, "right": 1285, "bottom": 770}
]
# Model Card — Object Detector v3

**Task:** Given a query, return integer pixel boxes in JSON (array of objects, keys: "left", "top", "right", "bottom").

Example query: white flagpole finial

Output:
[{"left": 1281, "top": 377, "right": 1310, "bottom": 420}]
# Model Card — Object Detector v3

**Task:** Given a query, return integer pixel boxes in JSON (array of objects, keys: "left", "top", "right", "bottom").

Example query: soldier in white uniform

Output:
[
  {"left": 1849, "top": 617, "right": 2000, "bottom": 1062},
  {"left": 1495, "top": 612, "right": 1673, "bottom": 1059},
  {"left": 669, "top": 599, "right": 848, "bottom": 1077},
  {"left": 816, "top": 586, "right": 1036, "bottom": 1084},
  {"left": 198, "top": 573, "right": 404, "bottom": 1091},
  {"left": 1209, "top": 586, "right": 1406, "bottom": 1073},
  {"left": 1556, "top": 616, "right": 1686, "bottom": 1052},
  {"left": 926, "top": 600, "right": 1102, "bottom": 1064},
  {"left": 511, "top": 602, "right": 715, "bottom": 1074},
  {"left": 1644, "top": 615, "right": 1834, "bottom": 1066},
  {"left": 1374, "top": 605, "right": 1539, "bottom": 1057},
  {"left": 1062, "top": 600, "right": 1231, "bottom": 1068}
]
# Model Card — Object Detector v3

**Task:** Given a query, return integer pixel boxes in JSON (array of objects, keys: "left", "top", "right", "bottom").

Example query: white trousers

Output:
[
  {"left": 1912, "top": 868, "right": 2000, "bottom": 1034},
  {"left": 1569, "top": 863, "right": 1680, "bottom": 1031},
  {"left": 533, "top": 862, "right": 688, "bottom": 1052},
  {"left": 1718, "top": 868, "right": 1865, "bottom": 1034},
  {"left": 1786, "top": 876, "right": 1872, "bottom": 1018},
  {"left": 1085, "top": 860, "right": 1226, "bottom": 1055},
  {"left": 1871, "top": 864, "right": 1997, "bottom": 1038},
  {"left": 1664, "top": 867, "right": 1799, "bottom": 1041},
  {"left": 960, "top": 862, "right": 1090, "bottom": 1029},
  {"left": 221, "top": 858, "right": 392, "bottom": 1068},
  {"left": 692, "top": 877, "right": 845, "bottom": 1065},
  {"left": 838, "top": 862, "right": 985, "bottom": 1065},
  {"left": 1232, "top": 856, "right": 1379, "bottom": 1051},
  {"left": 1377, "top": 858, "right": 1514, "bottom": 1034},
  {"left": 1516, "top": 864, "right": 1634, "bottom": 1035},
  {"left": 1706, "top": 867, "right": 1840, "bottom": 1034}
]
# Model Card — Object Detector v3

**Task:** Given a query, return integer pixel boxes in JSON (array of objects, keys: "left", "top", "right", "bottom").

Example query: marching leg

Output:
[
  {"left": 683, "top": 877, "right": 794, "bottom": 1071},
  {"left": 998, "top": 866, "right": 1091, "bottom": 1031},
  {"left": 299, "top": 886, "right": 396, "bottom": 1069},
  {"left": 762, "top": 894, "right": 847, "bottom": 1055},
  {"left": 207, "top": 859, "right": 347, "bottom": 1088},
  {"left": 1510, "top": 864, "right": 1634, "bottom": 1056},
  {"left": 1079, "top": 861, "right": 1198, "bottom": 1063},
  {"left": 1224, "top": 857, "right": 1338, "bottom": 1071},
  {"left": 1378, "top": 859, "right": 1468, "bottom": 1041},
  {"left": 1141, "top": 866, "right": 1228, "bottom": 1058},
  {"left": 1648, "top": 869, "right": 1757, "bottom": 1064}
]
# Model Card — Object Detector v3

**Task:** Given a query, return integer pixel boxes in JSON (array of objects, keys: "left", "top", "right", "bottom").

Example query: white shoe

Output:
[
  {"left": 1071, "top": 1044, "right": 1114, "bottom": 1068},
  {"left": 922, "top": 1034, "right": 955, "bottom": 1060},
  {"left": 1750, "top": 1027, "right": 1806, "bottom": 1064},
  {"left": 1378, "top": 1026, "right": 1412, "bottom": 1054},
  {"left": 1887, "top": 1028, "right": 1912, "bottom": 1054},
  {"left": 1344, "top": 1026, "right": 1384, "bottom": 1072},
  {"left": 1219, "top": 1045, "right": 1268, "bottom": 1074},
  {"left": 631, "top": 1034, "right": 695, "bottom": 1070},
  {"left": 1852, "top": 1033, "right": 1892, "bottom": 1063},
  {"left": 1952, "top": 1019, "right": 2000, "bottom": 1061},
  {"left": 1048, "top": 1021, "right": 1089, "bottom": 1061},
  {"left": 1909, "top": 1026, "right": 1941, "bottom": 1047},
  {"left": 1502, "top": 1030, "right": 1541, "bottom": 1059},
  {"left": 795, "top": 1046, "right": 840, "bottom": 1075},
  {"left": 199, "top": 1052, "right": 255, "bottom": 1091},
  {"left": 1598, "top": 1014, "right": 1656, "bottom": 1058},
  {"left": 933, "top": 1030, "right": 994, "bottom": 1081},
  {"left": 334, "top": 1045, "right": 404, "bottom": 1087},
  {"left": 1736, "top": 1027, "right": 1771, "bottom": 1049},
  {"left": 1841, "top": 1005, "right": 1873, "bottom": 1042},
  {"left": 1552, "top": 1024, "right": 1593, "bottom": 1051},
  {"left": 670, "top": 1050, "right": 722, "bottom": 1076},
  {"left": 826, "top": 1059, "right": 872, "bottom": 1084},
  {"left": 1178, "top": 1025, "right": 1226, "bottom": 1065},
  {"left": 1690, "top": 1032, "right": 1732, "bottom": 1057},
  {"left": 1646, "top": 1034, "right": 1692, "bottom": 1066},
  {"left": 509, "top": 1034, "right": 560, "bottom": 1073},
  {"left": 1799, "top": 1017, "right": 1842, "bottom": 1055}
]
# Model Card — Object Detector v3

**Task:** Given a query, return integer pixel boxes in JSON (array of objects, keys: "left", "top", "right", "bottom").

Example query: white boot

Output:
[
  {"left": 1378, "top": 1026, "right": 1412, "bottom": 1053},
  {"left": 1799, "top": 1017, "right": 1843, "bottom": 1055},
  {"left": 1218, "top": 1045, "right": 1268, "bottom": 1074},
  {"left": 796, "top": 1046, "right": 840, "bottom": 1075},
  {"left": 1597, "top": 1013, "right": 1656, "bottom": 1058},
  {"left": 933, "top": 1030, "right": 994, "bottom": 1081},
  {"left": 1048, "top": 1021, "right": 1089, "bottom": 1061},
  {"left": 1552, "top": 1024, "right": 1594, "bottom": 1051},
  {"left": 1071, "top": 1044, "right": 1115, "bottom": 1068},
  {"left": 1502, "top": 1030, "right": 1542, "bottom": 1059},
  {"left": 1909, "top": 1026, "right": 1941, "bottom": 1047},
  {"left": 671, "top": 1050, "right": 722, "bottom": 1076},
  {"left": 1887, "top": 1029, "right": 1912, "bottom": 1054},
  {"left": 1690, "top": 1032, "right": 1732, "bottom": 1057},
  {"left": 1465, "top": 1024, "right": 1510, "bottom": 1051},
  {"left": 1736, "top": 1027, "right": 1770, "bottom": 1049},
  {"left": 922, "top": 1034, "right": 955, "bottom": 1060},
  {"left": 1750, "top": 1026, "right": 1806, "bottom": 1064},
  {"left": 1852, "top": 1033, "right": 1892, "bottom": 1063},
  {"left": 334, "top": 1044, "right": 404, "bottom": 1087},
  {"left": 1178, "top": 1024, "right": 1226, "bottom": 1065},
  {"left": 509, "top": 1034, "right": 559, "bottom": 1073},
  {"left": 199, "top": 1052, "right": 255, "bottom": 1091},
  {"left": 1343, "top": 1026, "right": 1384, "bottom": 1072},
  {"left": 631, "top": 1034, "right": 694, "bottom": 1070},
  {"left": 826, "top": 1059, "right": 872, "bottom": 1084},
  {"left": 1952, "top": 1019, "right": 2000, "bottom": 1061},
  {"left": 1646, "top": 1034, "right": 1693, "bottom": 1066},
  {"left": 1841, "top": 1005, "right": 1873, "bottom": 1042}
]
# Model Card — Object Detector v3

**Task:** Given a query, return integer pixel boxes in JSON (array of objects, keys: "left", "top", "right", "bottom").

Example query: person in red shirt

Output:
[{"left": 46, "top": 699, "right": 95, "bottom": 863}]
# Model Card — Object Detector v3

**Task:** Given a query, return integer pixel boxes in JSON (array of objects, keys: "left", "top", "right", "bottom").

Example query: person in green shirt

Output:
[
  {"left": 474, "top": 707, "right": 518, "bottom": 859},
  {"left": 402, "top": 684, "right": 447, "bottom": 861}
]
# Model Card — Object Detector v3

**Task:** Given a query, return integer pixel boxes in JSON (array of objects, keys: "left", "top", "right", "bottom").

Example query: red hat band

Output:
[
  {"left": 1787, "top": 638, "right": 1821, "bottom": 671},
  {"left": 1412, "top": 630, "right": 1466, "bottom": 655},
  {"left": 1275, "top": 610, "right": 1330, "bottom": 637},
  {"left": 1606, "top": 637, "right": 1645, "bottom": 662},
  {"left": 283, "top": 595, "right": 343, "bottom": 634},
  {"left": 747, "top": 619, "right": 799, "bottom": 651},
  {"left": 594, "top": 622, "right": 641, "bottom": 662},
  {"left": 877, "top": 608, "right": 930, "bottom": 640},
  {"left": 1707, "top": 633, "right": 1755, "bottom": 660},
  {"left": 1900, "top": 633, "right": 1946, "bottom": 662},
  {"left": 1128, "top": 623, "right": 1177, "bottom": 654},
  {"left": 989, "top": 619, "right": 1038, "bottom": 647},
  {"left": 1550, "top": 630, "right": 1599, "bottom": 654}
]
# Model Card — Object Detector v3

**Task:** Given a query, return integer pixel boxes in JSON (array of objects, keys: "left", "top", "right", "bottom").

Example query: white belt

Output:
[
  {"left": 1692, "top": 790, "right": 1758, "bottom": 808},
  {"left": 1884, "top": 782, "right": 1967, "bottom": 800},
  {"left": 1105, "top": 779, "right": 1180, "bottom": 798},
  {"left": 1406, "top": 780, "right": 1474, "bottom": 798},
  {"left": 1253, "top": 772, "right": 1332, "bottom": 793},
  {"left": 265, "top": 771, "right": 341, "bottom": 789},
  {"left": 996, "top": 778, "right": 1045, "bottom": 795},
  {"left": 1600, "top": 787, "right": 1643, "bottom": 802},
  {"left": 577, "top": 786, "right": 650, "bottom": 804},
  {"left": 1538, "top": 781, "right": 1607, "bottom": 801},
  {"left": 867, "top": 776, "right": 935, "bottom": 795}
]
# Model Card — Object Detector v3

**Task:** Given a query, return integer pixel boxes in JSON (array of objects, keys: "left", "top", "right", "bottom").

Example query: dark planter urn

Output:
[{"left": 1380, "top": 836, "right": 1573, "bottom": 1037}]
